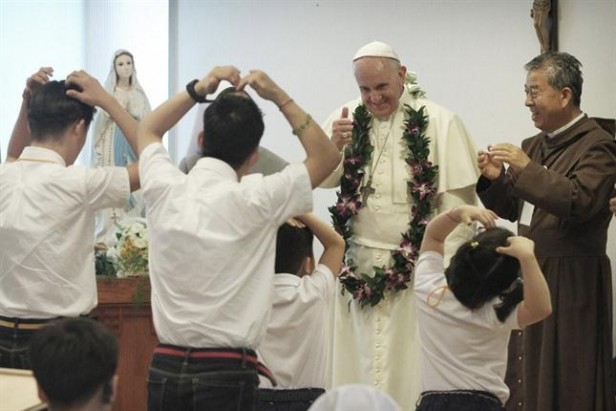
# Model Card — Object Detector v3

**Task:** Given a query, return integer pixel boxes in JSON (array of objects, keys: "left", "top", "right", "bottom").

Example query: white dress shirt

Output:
[
  {"left": 0, "top": 146, "right": 129, "bottom": 318},
  {"left": 258, "top": 264, "right": 335, "bottom": 388},
  {"left": 414, "top": 251, "right": 520, "bottom": 405},
  {"left": 139, "top": 143, "right": 313, "bottom": 348}
]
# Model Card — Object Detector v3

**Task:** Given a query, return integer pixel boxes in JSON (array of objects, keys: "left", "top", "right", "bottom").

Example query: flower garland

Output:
[{"left": 328, "top": 103, "right": 438, "bottom": 307}]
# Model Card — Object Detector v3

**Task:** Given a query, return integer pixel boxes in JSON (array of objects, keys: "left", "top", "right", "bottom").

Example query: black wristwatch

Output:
[{"left": 186, "top": 79, "right": 207, "bottom": 103}]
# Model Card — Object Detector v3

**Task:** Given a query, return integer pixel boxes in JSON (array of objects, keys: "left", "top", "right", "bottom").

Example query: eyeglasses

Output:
[{"left": 524, "top": 88, "right": 540, "bottom": 101}]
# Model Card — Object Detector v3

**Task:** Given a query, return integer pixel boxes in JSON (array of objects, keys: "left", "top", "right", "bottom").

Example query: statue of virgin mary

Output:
[{"left": 92, "top": 49, "right": 150, "bottom": 243}]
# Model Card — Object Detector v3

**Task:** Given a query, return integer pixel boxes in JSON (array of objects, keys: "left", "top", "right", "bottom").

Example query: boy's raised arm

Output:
[{"left": 297, "top": 213, "right": 345, "bottom": 277}]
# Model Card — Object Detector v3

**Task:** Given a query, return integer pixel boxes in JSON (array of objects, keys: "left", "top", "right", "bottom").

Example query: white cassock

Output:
[{"left": 320, "top": 83, "right": 480, "bottom": 410}]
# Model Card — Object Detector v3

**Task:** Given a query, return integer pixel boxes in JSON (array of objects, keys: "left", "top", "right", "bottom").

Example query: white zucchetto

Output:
[{"left": 353, "top": 41, "right": 400, "bottom": 62}]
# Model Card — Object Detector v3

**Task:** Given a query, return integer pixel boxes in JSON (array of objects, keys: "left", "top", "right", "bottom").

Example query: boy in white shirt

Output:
[
  {"left": 0, "top": 68, "right": 139, "bottom": 369},
  {"left": 137, "top": 66, "right": 339, "bottom": 411},
  {"left": 258, "top": 213, "right": 344, "bottom": 411}
]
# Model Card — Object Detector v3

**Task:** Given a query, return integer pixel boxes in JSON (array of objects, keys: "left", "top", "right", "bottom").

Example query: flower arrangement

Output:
[
  {"left": 105, "top": 217, "right": 149, "bottom": 277},
  {"left": 329, "top": 103, "right": 438, "bottom": 308}
]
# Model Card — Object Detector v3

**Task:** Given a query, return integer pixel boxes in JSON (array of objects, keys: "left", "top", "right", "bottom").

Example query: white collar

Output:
[
  {"left": 192, "top": 156, "right": 239, "bottom": 181},
  {"left": 18, "top": 146, "right": 66, "bottom": 166},
  {"left": 548, "top": 112, "right": 585, "bottom": 138}
]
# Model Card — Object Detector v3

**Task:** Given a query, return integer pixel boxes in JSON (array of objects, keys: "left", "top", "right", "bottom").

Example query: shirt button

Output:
[
  {"left": 517, "top": 379, "right": 522, "bottom": 384},
  {"left": 518, "top": 356, "right": 523, "bottom": 361},
  {"left": 375, "top": 206, "right": 381, "bottom": 210}
]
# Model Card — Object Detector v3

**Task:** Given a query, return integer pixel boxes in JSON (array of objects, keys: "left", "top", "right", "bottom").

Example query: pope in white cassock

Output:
[{"left": 320, "top": 41, "right": 480, "bottom": 409}]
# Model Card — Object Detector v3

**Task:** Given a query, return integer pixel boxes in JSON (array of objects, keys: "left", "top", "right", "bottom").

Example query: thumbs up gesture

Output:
[{"left": 331, "top": 107, "right": 354, "bottom": 151}]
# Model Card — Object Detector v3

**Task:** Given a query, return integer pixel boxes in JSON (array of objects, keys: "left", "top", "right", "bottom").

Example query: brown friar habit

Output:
[{"left": 476, "top": 115, "right": 616, "bottom": 411}]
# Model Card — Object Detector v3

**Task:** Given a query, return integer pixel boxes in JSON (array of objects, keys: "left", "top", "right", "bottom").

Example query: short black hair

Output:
[
  {"left": 201, "top": 87, "right": 264, "bottom": 169},
  {"left": 275, "top": 223, "right": 314, "bottom": 275},
  {"left": 28, "top": 318, "right": 118, "bottom": 408},
  {"left": 27, "top": 80, "right": 96, "bottom": 141},
  {"left": 445, "top": 227, "right": 522, "bottom": 322}
]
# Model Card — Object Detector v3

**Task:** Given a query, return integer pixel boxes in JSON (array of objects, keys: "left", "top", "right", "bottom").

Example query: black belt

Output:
[
  {"left": 259, "top": 388, "right": 325, "bottom": 403},
  {"left": 0, "top": 315, "right": 60, "bottom": 331},
  {"left": 154, "top": 344, "right": 278, "bottom": 387},
  {"left": 419, "top": 390, "right": 503, "bottom": 406}
]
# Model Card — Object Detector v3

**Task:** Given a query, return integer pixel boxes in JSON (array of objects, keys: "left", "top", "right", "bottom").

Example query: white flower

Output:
[{"left": 107, "top": 217, "right": 149, "bottom": 277}]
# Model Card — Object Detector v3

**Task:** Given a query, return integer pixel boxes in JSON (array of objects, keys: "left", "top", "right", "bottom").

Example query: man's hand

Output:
[
  {"left": 24, "top": 67, "right": 53, "bottom": 99},
  {"left": 237, "top": 70, "right": 288, "bottom": 106},
  {"left": 477, "top": 146, "right": 504, "bottom": 180},
  {"left": 488, "top": 143, "right": 531, "bottom": 173},
  {"left": 331, "top": 107, "right": 353, "bottom": 151},
  {"left": 196, "top": 65, "right": 241, "bottom": 97},
  {"left": 65, "top": 70, "right": 109, "bottom": 107}
]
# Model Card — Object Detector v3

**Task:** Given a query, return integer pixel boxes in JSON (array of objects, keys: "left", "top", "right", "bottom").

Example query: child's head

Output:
[
  {"left": 28, "top": 80, "right": 96, "bottom": 142},
  {"left": 201, "top": 87, "right": 264, "bottom": 170},
  {"left": 445, "top": 227, "right": 522, "bottom": 322},
  {"left": 275, "top": 222, "right": 314, "bottom": 276}
]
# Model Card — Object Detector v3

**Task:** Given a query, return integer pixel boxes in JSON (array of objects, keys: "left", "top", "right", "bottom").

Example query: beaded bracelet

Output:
[{"left": 293, "top": 114, "right": 312, "bottom": 137}]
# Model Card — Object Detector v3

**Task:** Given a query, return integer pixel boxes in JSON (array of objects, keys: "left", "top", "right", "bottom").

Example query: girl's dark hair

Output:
[{"left": 445, "top": 227, "right": 523, "bottom": 322}]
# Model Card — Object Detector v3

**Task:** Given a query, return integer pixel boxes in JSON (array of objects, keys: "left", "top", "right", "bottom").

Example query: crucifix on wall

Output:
[{"left": 531, "top": 0, "right": 558, "bottom": 52}]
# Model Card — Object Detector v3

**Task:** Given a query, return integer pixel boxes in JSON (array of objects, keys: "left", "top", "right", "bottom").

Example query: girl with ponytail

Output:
[{"left": 414, "top": 205, "right": 552, "bottom": 411}]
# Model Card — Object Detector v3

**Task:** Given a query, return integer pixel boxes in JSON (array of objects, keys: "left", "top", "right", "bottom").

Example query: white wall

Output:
[
  {"left": 0, "top": 1, "right": 85, "bottom": 161},
  {"left": 0, "top": 0, "right": 168, "bottom": 165}
]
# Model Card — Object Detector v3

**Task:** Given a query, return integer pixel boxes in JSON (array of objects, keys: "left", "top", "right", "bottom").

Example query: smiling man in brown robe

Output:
[{"left": 476, "top": 52, "right": 616, "bottom": 411}]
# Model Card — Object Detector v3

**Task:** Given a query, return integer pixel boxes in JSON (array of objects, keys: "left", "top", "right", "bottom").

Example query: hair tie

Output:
[
  {"left": 427, "top": 285, "right": 448, "bottom": 308},
  {"left": 470, "top": 241, "right": 479, "bottom": 249}
]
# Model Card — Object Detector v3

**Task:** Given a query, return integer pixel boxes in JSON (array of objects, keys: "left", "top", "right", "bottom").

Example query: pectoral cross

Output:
[
  {"left": 111, "top": 209, "right": 119, "bottom": 224},
  {"left": 360, "top": 178, "right": 375, "bottom": 204}
]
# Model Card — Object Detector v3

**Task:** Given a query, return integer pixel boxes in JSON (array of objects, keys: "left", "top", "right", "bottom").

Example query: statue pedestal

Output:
[{"left": 92, "top": 277, "right": 158, "bottom": 411}]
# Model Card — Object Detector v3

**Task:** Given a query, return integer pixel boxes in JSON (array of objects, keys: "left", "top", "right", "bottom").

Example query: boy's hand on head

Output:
[
  {"left": 198, "top": 65, "right": 241, "bottom": 96},
  {"left": 24, "top": 66, "right": 53, "bottom": 98},
  {"left": 496, "top": 236, "right": 535, "bottom": 260},
  {"left": 237, "top": 70, "right": 288, "bottom": 106},
  {"left": 65, "top": 71, "right": 107, "bottom": 106},
  {"left": 453, "top": 205, "right": 498, "bottom": 228},
  {"left": 285, "top": 217, "right": 305, "bottom": 228}
]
